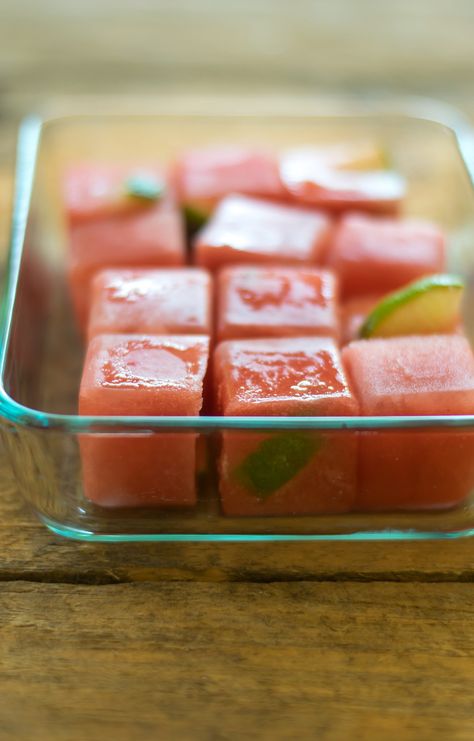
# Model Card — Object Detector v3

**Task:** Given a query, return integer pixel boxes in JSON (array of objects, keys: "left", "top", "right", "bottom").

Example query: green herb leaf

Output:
[
  {"left": 183, "top": 204, "right": 209, "bottom": 232},
  {"left": 124, "top": 173, "right": 165, "bottom": 202},
  {"left": 235, "top": 432, "right": 322, "bottom": 499}
]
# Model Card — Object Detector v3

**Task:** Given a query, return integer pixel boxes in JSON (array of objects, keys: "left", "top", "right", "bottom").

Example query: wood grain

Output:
[
  {"left": 1, "top": 581, "right": 474, "bottom": 741},
  {"left": 0, "top": 465, "right": 473, "bottom": 584}
]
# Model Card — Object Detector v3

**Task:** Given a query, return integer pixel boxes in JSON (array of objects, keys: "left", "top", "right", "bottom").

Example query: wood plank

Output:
[
  {"left": 1, "top": 479, "right": 474, "bottom": 584},
  {"left": 1, "top": 581, "right": 473, "bottom": 740}
]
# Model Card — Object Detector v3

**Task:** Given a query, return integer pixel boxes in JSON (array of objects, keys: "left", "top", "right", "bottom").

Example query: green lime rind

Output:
[
  {"left": 359, "top": 274, "right": 464, "bottom": 339},
  {"left": 183, "top": 204, "right": 210, "bottom": 232},
  {"left": 124, "top": 173, "right": 166, "bottom": 202},
  {"left": 235, "top": 432, "right": 323, "bottom": 499}
]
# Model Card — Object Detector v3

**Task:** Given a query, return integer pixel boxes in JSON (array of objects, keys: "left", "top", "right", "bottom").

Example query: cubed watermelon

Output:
[
  {"left": 280, "top": 142, "right": 388, "bottom": 172},
  {"left": 280, "top": 149, "right": 404, "bottom": 214},
  {"left": 171, "top": 146, "right": 285, "bottom": 218},
  {"left": 343, "top": 335, "right": 474, "bottom": 510},
  {"left": 63, "top": 163, "right": 169, "bottom": 225},
  {"left": 340, "top": 294, "right": 384, "bottom": 345},
  {"left": 214, "top": 337, "right": 358, "bottom": 515},
  {"left": 194, "top": 195, "right": 332, "bottom": 272},
  {"left": 327, "top": 214, "right": 446, "bottom": 298},
  {"left": 68, "top": 204, "right": 186, "bottom": 332},
  {"left": 88, "top": 268, "right": 212, "bottom": 340},
  {"left": 216, "top": 265, "right": 339, "bottom": 342},
  {"left": 79, "top": 334, "right": 209, "bottom": 507}
]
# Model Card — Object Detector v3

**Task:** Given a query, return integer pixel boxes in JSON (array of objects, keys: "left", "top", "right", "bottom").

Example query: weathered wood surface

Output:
[
  {"left": 0, "top": 459, "right": 472, "bottom": 584},
  {"left": 2, "top": 496, "right": 474, "bottom": 585},
  {"left": 1, "top": 581, "right": 474, "bottom": 741}
]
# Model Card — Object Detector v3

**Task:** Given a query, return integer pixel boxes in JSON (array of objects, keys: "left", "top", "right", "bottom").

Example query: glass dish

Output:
[{"left": 3, "top": 95, "right": 474, "bottom": 542}]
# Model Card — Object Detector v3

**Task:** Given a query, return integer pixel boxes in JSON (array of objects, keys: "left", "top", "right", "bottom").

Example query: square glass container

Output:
[{"left": 3, "top": 95, "right": 474, "bottom": 542}]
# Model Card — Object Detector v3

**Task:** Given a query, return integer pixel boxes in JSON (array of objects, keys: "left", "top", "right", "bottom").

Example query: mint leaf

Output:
[
  {"left": 235, "top": 432, "right": 322, "bottom": 499},
  {"left": 125, "top": 173, "right": 165, "bottom": 202},
  {"left": 183, "top": 204, "right": 209, "bottom": 232}
]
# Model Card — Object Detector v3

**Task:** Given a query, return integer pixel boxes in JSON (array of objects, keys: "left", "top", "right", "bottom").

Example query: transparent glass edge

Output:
[
  {"left": 40, "top": 515, "right": 474, "bottom": 542},
  {"left": 3, "top": 98, "right": 474, "bottom": 435},
  {"left": 4, "top": 395, "right": 474, "bottom": 433},
  {"left": 0, "top": 115, "right": 41, "bottom": 396}
]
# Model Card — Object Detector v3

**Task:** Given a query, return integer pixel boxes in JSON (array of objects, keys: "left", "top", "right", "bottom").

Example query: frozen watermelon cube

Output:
[
  {"left": 171, "top": 146, "right": 285, "bottom": 218},
  {"left": 343, "top": 335, "right": 474, "bottom": 510},
  {"left": 68, "top": 202, "right": 186, "bottom": 332},
  {"left": 327, "top": 213, "right": 446, "bottom": 298},
  {"left": 63, "top": 162, "right": 170, "bottom": 225},
  {"left": 280, "top": 149, "right": 405, "bottom": 215},
  {"left": 214, "top": 337, "right": 359, "bottom": 515},
  {"left": 79, "top": 334, "right": 209, "bottom": 508},
  {"left": 216, "top": 265, "right": 339, "bottom": 342},
  {"left": 280, "top": 142, "right": 389, "bottom": 172},
  {"left": 194, "top": 195, "right": 332, "bottom": 272},
  {"left": 87, "top": 268, "right": 212, "bottom": 340},
  {"left": 340, "top": 294, "right": 385, "bottom": 345}
]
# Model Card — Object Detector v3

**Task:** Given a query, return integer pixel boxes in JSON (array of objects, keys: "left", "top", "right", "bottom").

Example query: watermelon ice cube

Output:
[
  {"left": 194, "top": 195, "right": 332, "bottom": 272},
  {"left": 279, "top": 142, "right": 389, "bottom": 172},
  {"left": 68, "top": 202, "right": 186, "bottom": 332},
  {"left": 216, "top": 265, "right": 339, "bottom": 342},
  {"left": 63, "top": 163, "right": 169, "bottom": 225},
  {"left": 214, "top": 337, "right": 359, "bottom": 515},
  {"left": 327, "top": 213, "right": 446, "bottom": 298},
  {"left": 171, "top": 146, "right": 285, "bottom": 218},
  {"left": 341, "top": 294, "right": 384, "bottom": 345},
  {"left": 79, "top": 334, "right": 209, "bottom": 508},
  {"left": 280, "top": 149, "right": 404, "bottom": 215},
  {"left": 343, "top": 335, "right": 474, "bottom": 510},
  {"left": 88, "top": 268, "right": 212, "bottom": 340}
]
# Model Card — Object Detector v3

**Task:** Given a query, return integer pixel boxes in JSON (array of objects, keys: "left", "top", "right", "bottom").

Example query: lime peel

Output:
[
  {"left": 359, "top": 274, "right": 464, "bottom": 339},
  {"left": 235, "top": 432, "right": 323, "bottom": 499}
]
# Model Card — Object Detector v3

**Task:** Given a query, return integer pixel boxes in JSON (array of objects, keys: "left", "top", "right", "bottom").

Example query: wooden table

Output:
[{"left": 1, "top": 2, "right": 474, "bottom": 738}]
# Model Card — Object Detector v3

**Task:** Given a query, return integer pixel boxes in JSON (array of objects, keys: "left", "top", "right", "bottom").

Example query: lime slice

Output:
[
  {"left": 359, "top": 274, "right": 464, "bottom": 339},
  {"left": 235, "top": 432, "right": 322, "bottom": 499}
]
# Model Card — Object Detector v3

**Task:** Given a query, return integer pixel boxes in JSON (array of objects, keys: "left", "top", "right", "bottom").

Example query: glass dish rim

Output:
[{"left": 3, "top": 95, "right": 474, "bottom": 435}]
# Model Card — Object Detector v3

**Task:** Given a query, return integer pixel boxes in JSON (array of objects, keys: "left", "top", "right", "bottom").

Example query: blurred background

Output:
[
  {"left": 0, "top": 0, "right": 473, "bottom": 185},
  {"left": 1, "top": 1, "right": 473, "bottom": 113}
]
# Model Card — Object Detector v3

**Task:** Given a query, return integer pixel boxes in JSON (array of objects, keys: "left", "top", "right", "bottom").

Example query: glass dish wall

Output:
[{"left": 2, "top": 97, "right": 474, "bottom": 541}]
